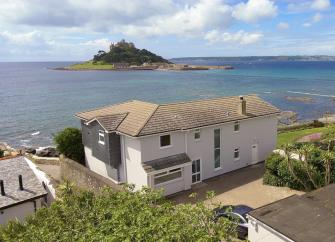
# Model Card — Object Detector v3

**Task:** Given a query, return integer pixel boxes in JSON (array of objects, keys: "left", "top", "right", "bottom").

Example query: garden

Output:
[{"left": 264, "top": 125, "right": 335, "bottom": 191}]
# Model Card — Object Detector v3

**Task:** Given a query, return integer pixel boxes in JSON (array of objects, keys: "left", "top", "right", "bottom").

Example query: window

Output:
[
  {"left": 234, "top": 121, "right": 240, "bottom": 132},
  {"left": 234, "top": 148, "right": 240, "bottom": 160},
  {"left": 214, "top": 129, "right": 221, "bottom": 169},
  {"left": 98, "top": 130, "right": 105, "bottom": 145},
  {"left": 154, "top": 168, "right": 182, "bottom": 185},
  {"left": 160, "top": 134, "right": 171, "bottom": 147},
  {"left": 194, "top": 129, "right": 201, "bottom": 140}
]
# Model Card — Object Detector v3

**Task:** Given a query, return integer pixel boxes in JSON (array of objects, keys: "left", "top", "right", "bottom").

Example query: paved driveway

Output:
[{"left": 169, "top": 163, "right": 304, "bottom": 209}]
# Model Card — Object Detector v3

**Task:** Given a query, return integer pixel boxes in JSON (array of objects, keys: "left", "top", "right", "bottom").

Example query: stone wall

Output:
[{"left": 60, "top": 155, "right": 121, "bottom": 192}]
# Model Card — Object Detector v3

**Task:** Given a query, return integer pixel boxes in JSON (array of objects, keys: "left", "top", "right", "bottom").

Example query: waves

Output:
[
  {"left": 31, "top": 131, "right": 40, "bottom": 136},
  {"left": 287, "top": 91, "right": 335, "bottom": 98}
]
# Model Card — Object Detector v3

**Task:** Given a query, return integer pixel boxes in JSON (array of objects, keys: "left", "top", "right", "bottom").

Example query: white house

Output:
[
  {"left": 75, "top": 95, "right": 280, "bottom": 195},
  {"left": 247, "top": 184, "right": 335, "bottom": 242},
  {"left": 0, "top": 157, "right": 48, "bottom": 225}
]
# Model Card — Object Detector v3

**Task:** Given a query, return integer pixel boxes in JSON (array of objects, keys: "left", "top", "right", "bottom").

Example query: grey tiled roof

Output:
[
  {"left": 76, "top": 95, "right": 280, "bottom": 137},
  {"left": 142, "top": 153, "right": 191, "bottom": 173},
  {"left": 249, "top": 184, "right": 335, "bottom": 242},
  {"left": 0, "top": 157, "right": 47, "bottom": 209},
  {"left": 96, "top": 113, "right": 128, "bottom": 132}
]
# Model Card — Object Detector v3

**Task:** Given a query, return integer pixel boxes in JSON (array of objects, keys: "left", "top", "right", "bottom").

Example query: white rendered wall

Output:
[
  {"left": 84, "top": 146, "right": 119, "bottom": 183},
  {"left": 248, "top": 216, "right": 294, "bottom": 242},
  {"left": 123, "top": 136, "right": 148, "bottom": 190},
  {"left": 139, "top": 115, "right": 277, "bottom": 181},
  {"left": 186, "top": 115, "right": 277, "bottom": 180},
  {"left": 0, "top": 198, "right": 43, "bottom": 225}
]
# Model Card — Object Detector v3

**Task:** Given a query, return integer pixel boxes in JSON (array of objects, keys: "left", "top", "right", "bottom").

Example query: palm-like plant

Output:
[
  {"left": 321, "top": 151, "right": 335, "bottom": 186},
  {"left": 282, "top": 143, "right": 309, "bottom": 191},
  {"left": 322, "top": 125, "right": 335, "bottom": 152},
  {"left": 298, "top": 144, "right": 320, "bottom": 189}
]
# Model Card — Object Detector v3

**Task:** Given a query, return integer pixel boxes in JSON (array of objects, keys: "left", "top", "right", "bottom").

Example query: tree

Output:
[
  {"left": 54, "top": 127, "right": 84, "bottom": 164},
  {"left": 0, "top": 185, "right": 237, "bottom": 241}
]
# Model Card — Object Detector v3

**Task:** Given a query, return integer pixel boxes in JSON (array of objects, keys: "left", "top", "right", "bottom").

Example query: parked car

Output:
[{"left": 214, "top": 205, "right": 253, "bottom": 240}]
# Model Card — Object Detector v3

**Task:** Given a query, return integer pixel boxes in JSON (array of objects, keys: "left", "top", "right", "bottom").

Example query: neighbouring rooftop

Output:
[
  {"left": 249, "top": 184, "right": 335, "bottom": 242},
  {"left": 75, "top": 95, "right": 280, "bottom": 137},
  {"left": 0, "top": 157, "right": 47, "bottom": 209}
]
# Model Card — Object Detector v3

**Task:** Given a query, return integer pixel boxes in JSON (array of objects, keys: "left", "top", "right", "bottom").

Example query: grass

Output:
[
  {"left": 66, "top": 61, "right": 115, "bottom": 70},
  {"left": 277, "top": 126, "right": 329, "bottom": 147}
]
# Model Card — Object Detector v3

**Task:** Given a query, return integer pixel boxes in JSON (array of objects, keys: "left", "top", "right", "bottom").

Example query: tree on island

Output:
[{"left": 93, "top": 39, "right": 171, "bottom": 65}]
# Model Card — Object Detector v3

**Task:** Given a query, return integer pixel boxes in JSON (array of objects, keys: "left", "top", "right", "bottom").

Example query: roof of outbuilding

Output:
[
  {"left": 248, "top": 184, "right": 335, "bottom": 242},
  {"left": 142, "top": 153, "right": 191, "bottom": 173},
  {"left": 75, "top": 95, "right": 280, "bottom": 137},
  {"left": 0, "top": 157, "right": 47, "bottom": 209}
]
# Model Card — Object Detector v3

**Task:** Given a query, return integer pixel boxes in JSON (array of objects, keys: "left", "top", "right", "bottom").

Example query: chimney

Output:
[
  {"left": 238, "top": 96, "right": 247, "bottom": 115},
  {"left": 19, "top": 175, "right": 24, "bottom": 191},
  {"left": 0, "top": 180, "right": 5, "bottom": 196}
]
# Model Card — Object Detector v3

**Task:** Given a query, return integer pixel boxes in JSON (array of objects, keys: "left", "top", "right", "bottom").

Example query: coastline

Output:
[{"left": 53, "top": 63, "right": 235, "bottom": 72}]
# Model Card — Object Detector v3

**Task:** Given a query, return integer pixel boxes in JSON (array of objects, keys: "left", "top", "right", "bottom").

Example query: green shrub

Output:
[
  {"left": 54, "top": 127, "right": 84, "bottom": 164},
  {"left": 0, "top": 150, "right": 4, "bottom": 158},
  {"left": 263, "top": 170, "right": 281, "bottom": 186},
  {"left": 0, "top": 185, "right": 236, "bottom": 242},
  {"left": 265, "top": 153, "right": 283, "bottom": 172}
]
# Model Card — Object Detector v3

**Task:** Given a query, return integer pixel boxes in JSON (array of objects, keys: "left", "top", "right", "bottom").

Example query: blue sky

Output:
[{"left": 0, "top": 0, "right": 334, "bottom": 61}]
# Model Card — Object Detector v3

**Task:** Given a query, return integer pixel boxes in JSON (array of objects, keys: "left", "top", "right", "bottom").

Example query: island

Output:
[{"left": 56, "top": 40, "right": 234, "bottom": 71}]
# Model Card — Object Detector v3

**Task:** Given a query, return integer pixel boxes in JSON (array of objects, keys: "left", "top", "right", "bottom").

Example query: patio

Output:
[{"left": 169, "top": 162, "right": 304, "bottom": 209}]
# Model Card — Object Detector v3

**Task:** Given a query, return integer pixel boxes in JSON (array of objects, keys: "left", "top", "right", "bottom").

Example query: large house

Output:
[{"left": 76, "top": 95, "right": 280, "bottom": 195}]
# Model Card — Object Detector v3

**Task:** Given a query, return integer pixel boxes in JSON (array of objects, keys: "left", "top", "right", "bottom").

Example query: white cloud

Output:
[
  {"left": 122, "top": 0, "right": 232, "bottom": 37},
  {"left": 311, "top": 0, "right": 331, "bottom": 10},
  {"left": 303, "top": 12, "right": 323, "bottom": 27},
  {"left": 0, "top": 31, "right": 43, "bottom": 45},
  {"left": 205, "top": 30, "right": 263, "bottom": 45},
  {"left": 288, "top": 0, "right": 331, "bottom": 12},
  {"left": 277, "top": 22, "right": 289, "bottom": 30},
  {"left": 232, "top": 0, "right": 277, "bottom": 23},
  {"left": 80, "top": 38, "right": 111, "bottom": 50},
  {"left": 0, "top": 0, "right": 233, "bottom": 38}
]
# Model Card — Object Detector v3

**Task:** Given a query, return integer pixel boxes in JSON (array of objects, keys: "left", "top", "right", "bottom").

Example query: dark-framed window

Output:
[{"left": 160, "top": 134, "right": 171, "bottom": 147}]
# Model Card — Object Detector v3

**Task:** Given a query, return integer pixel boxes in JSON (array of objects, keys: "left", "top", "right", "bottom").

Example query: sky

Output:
[{"left": 0, "top": 0, "right": 334, "bottom": 61}]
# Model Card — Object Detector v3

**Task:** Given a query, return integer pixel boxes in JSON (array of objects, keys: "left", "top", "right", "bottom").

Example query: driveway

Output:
[{"left": 169, "top": 163, "right": 304, "bottom": 209}]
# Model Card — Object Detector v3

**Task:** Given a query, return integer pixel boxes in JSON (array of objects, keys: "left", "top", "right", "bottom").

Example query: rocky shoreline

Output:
[
  {"left": 0, "top": 143, "right": 59, "bottom": 159},
  {"left": 54, "top": 63, "right": 235, "bottom": 72}
]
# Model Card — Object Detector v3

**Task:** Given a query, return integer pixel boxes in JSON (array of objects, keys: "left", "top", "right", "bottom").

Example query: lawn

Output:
[
  {"left": 66, "top": 61, "right": 115, "bottom": 70},
  {"left": 277, "top": 126, "right": 329, "bottom": 147}
]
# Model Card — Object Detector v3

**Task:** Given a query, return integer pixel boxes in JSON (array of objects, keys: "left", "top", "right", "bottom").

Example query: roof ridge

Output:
[
  {"left": 158, "top": 94, "right": 258, "bottom": 106},
  {"left": 95, "top": 112, "right": 128, "bottom": 119},
  {"left": 75, "top": 99, "right": 156, "bottom": 119},
  {"left": 134, "top": 103, "right": 160, "bottom": 136}
]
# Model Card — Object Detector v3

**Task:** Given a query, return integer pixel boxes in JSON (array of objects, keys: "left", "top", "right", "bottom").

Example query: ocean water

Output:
[{"left": 1, "top": 61, "right": 335, "bottom": 148}]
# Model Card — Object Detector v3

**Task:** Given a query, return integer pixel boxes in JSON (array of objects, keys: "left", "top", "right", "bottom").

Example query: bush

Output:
[
  {"left": 0, "top": 185, "right": 236, "bottom": 242},
  {"left": 54, "top": 127, "right": 84, "bottom": 164},
  {"left": 0, "top": 150, "right": 4, "bottom": 158}
]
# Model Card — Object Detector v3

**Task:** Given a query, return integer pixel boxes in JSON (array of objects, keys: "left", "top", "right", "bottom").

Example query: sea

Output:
[{"left": 1, "top": 60, "right": 335, "bottom": 148}]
